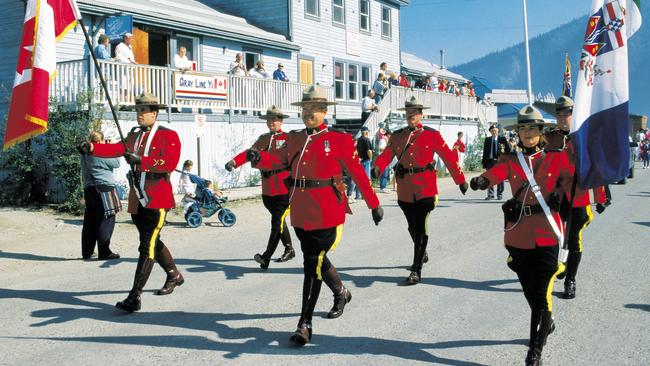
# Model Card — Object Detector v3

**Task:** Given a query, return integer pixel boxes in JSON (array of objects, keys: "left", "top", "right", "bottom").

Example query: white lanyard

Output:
[
  {"left": 289, "top": 128, "right": 327, "bottom": 201},
  {"left": 516, "top": 151, "right": 564, "bottom": 245},
  {"left": 132, "top": 123, "right": 159, "bottom": 206}
]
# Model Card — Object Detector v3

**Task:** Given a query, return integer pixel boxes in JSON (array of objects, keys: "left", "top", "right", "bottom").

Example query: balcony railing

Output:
[{"left": 49, "top": 59, "right": 335, "bottom": 114}]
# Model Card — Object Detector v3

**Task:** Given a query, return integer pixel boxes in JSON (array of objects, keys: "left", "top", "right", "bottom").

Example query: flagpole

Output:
[
  {"left": 76, "top": 17, "right": 128, "bottom": 149},
  {"left": 522, "top": 0, "right": 533, "bottom": 106}
]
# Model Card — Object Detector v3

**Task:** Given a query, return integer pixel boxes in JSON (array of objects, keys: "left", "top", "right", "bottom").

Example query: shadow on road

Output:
[
  {"left": 632, "top": 222, "right": 650, "bottom": 228},
  {"left": 624, "top": 303, "right": 650, "bottom": 312},
  {"left": 0, "top": 250, "right": 76, "bottom": 262}
]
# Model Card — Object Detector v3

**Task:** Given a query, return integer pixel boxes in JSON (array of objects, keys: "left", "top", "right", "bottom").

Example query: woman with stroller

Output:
[{"left": 469, "top": 106, "right": 574, "bottom": 366}]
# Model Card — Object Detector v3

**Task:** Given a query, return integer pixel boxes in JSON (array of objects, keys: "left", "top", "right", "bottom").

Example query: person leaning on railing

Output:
[
  {"left": 174, "top": 46, "right": 193, "bottom": 71},
  {"left": 94, "top": 35, "right": 111, "bottom": 61},
  {"left": 273, "top": 63, "right": 289, "bottom": 82},
  {"left": 361, "top": 89, "right": 380, "bottom": 123}
]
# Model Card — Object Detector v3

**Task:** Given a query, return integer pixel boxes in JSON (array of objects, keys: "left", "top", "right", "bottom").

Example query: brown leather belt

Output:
[{"left": 261, "top": 168, "right": 288, "bottom": 178}]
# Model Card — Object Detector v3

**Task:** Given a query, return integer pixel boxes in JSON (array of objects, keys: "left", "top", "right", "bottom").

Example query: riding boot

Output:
[
  {"left": 116, "top": 254, "right": 154, "bottom": 312},
  {"left": 526, "top": 310, "right": 553, "bottom": 365},
  {"left": 422, "top": 235, "right": 429, "bottom": 263},
  {"left": 322, "top": 266, "right": 352, "bottom": 319},
  {"left": 278, "top": 243, "right": 296, "bottom": 263},
  {"left": 407, "top": 234, "right": 428, "bottom": 285},
  {"left": 408, "top": 230, "right": 421, "bottom": 271},
  {"left": 290, "top": 275, "right": 322, "bottom": 346},
  {"left": 154, "top": 245, "right": 184, "bottom": 296}
]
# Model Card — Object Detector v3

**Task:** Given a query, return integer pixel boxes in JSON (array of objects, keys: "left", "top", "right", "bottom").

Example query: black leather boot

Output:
[
  {"left": 254, "top": 253, "right": 270, "bottom": 269},
  {"left": 322, "top": 266, "right": 352, "bottom": 319},
  {"left": 407, "top": 234, "right": 427, "bottom": 285},
  {"left": 563, "top": 280, "right": 576, "bottom": 299},
  {"left": 116, "top": 255, "right": 154, "bottom": 312},
  {"left": 526, "top": 310, "right": 553, "bottom": 365},
  {"left": 290, "top": 275, "right": 322, "bottom": 346},
  {"left": 155, "top": 245, "right": 184, "bottom": 296},
  {"left": 278, "top": 246, "right": 296, "bottom": 262}
]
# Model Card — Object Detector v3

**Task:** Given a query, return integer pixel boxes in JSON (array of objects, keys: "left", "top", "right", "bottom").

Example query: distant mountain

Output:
[{"left": 453, "top": 6, "right": 649, "bottom": 115}]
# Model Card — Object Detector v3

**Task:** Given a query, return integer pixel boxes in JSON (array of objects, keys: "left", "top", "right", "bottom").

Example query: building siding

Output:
[{"left": 291, "top": 0, "right": 402, "bottom": 119}]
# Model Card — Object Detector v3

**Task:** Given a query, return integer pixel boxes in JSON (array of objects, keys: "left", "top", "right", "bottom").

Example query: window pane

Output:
[
  {"left": 348, "top": 65, "right": 357, "bottom": 82},
  {"left": 335, "top": 81, "right": 344, "bottom": 99},
  {"left": 360, "top": 0, "right": 368, "bottom": 14},
  {"left": 361, "top": 84, "right": 369, "bottom": 98},
  {"left": 382, "top": 7, "right": 390, "bottom": 22},
  {"left": 349, "top": 82, "right": 357, "bottom": 100},
  {"left": 306, "top": 0, "right": 318, "bottom": 16},
  {"left": 360, "top": 15, "right": 368, "bottom": 31},
  {"left": 333, "top": 0, "right": 343, "bottom": 5},
  {"left": 361, "top": 66, "right": 369, "bottom": 82},
  {"left": 335, "top": 62, "right": 343, "bottom": 79},
  {"left": 333, "top": 8, "right": 344, "bottom": 23},
  {"left": 382, "top": 23, "right": 391, "bottom": 37}
]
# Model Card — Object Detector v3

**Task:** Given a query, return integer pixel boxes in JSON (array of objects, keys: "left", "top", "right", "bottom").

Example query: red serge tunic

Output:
[
  {"left": 481, "top": 150, "right": 573, "bottom": 249},
  {"left": 92, "top": 124, "right": 181, "bottom": 214},
  {"left": 230, "top": 131, "right": 290, "bottom": 197},
  {"left": 453, "top": 138, "right": 466, "bottom": 153},
  {"left": 374, "top": 125, "right": 466, "bottom": 202},
  {"left": 254, "top": 124, "right": 380, "bottom": 231}
]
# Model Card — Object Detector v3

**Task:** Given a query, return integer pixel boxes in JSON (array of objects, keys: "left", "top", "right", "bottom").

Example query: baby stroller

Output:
[{"left": 180, "top": 171, "right": 236, "bottom": 228}]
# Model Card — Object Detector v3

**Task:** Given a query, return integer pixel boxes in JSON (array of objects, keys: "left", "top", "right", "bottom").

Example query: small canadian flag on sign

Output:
[{"left": 3, "top": 0, "right": 80, "bottom": 150}]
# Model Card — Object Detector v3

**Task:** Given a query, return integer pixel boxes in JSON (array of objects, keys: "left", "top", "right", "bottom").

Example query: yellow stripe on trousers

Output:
[
  {"left": 424, "top": 195, "right": 437, "bottom": 236},
  {"left": 316, "top": 225, "right": 343, "bottom": 280},
  {"left": 577, "top": 205, "right": 594, "bottom": 252},
  {"left": 149, "top": 209, "right": 166, "bottom": 259},
  {"left": 280, "top": 207, "right": 290, "bottom": 234},
  {"left": 546, "top": 261, "right": 566, "bottom": 312}
]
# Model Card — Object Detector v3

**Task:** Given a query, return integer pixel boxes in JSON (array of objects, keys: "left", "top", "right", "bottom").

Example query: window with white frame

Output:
[
  {"left": 361, "top": 66, "right": 371, "bottom": 97},
  {"left": 305, "top": 0, "right": 319, "bottom": 18},
  {"left": 334, "top": 62, "right": 345, "bottom": 100},
  {"left": 359, "top": 0, "right": 370, "bottom": 32},
  {"left": 348, "top": 64, "right": 358, "bottom": 101},
  {"left": 381, "top": 6, "right": 392, "bottom": 39},
  {"left": 332, "top": 0, "right": 345, "bottom": 25}
]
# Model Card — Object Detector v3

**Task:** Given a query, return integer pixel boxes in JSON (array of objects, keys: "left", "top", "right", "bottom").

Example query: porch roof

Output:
[
  {"left": 400, "top": 52, "right": 467, "bottom": 82},
  {"left": 78, "top": 0, "right": 300, "bottom": 51}
]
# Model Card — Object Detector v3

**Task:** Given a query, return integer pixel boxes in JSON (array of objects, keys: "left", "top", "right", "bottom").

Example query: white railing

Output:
[
  {"left": 50, "top": 59, "right": 333, "bottom": 113},
  {"left": 359, "top": 86, "right": 492, "bottom": 137}
]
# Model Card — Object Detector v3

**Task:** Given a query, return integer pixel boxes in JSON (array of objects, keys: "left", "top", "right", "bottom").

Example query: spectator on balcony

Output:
[
  {"left": 174, "top": 46, "right": 193, "bottom": 71},
  {"left": 372, "top": 73, "right": 387, "bottom": 103},
  {"left": 273, "top": 63, "right": 289, "bottom": 82},
  {"left": 431, "top": 72, "right": 439, "bottom": 90},
  {"left": 438, "top": 79, "right": 447, "bottom": 93},
  {"left": 447, "top": 80, "right": 457, "bottom": 95},
  {"left": 387, "top": 72, "right": 399, "bottom": 87},
  {"left": 94, "top": 35, "right": 111, "bottom": 60},
  {"left": 399, "top": 71, "right": 411, "bottom": 88},
  {"left": 376, "top": 62, "right": 389, "bottom": 80},
  {"left": 114, "top": 33, "right": 136, "bottom": 64},
  {"left": 460, "top": 82, "right": 469, "bottom": 96},
  {"left": 468, "top": 82, "right": 476, "bottom": 98},
  {"left": 361, "top": 90, "right": 380, "bottom": 123},
  {"left": 249, "top": 60, "right": 271, "bottom": 79},
  {"left": 230, "top": 53, "right": 248, "bottom": 76}
]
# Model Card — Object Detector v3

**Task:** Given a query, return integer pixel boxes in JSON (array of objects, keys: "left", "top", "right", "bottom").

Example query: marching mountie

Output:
[
  {"left": 481, "top": 124, "right": 511, "bottom": 200},
  {"left": 373, "top": 96, "right": 468, "bottom": 285},
  {"left": 225, "top": 106, "right": 296, "bottom": 268},
  {"left": 78, "top": 93, "right": 183, "bottom": 313},
  {"left": 546, "top": 96, "right": 608, "bottom": 299},
  {"left": 470, "top": 106, "right": 574, "bottom": 366},
  {"left": 246, "top": 85, "right": 384, "bottom": 346}
]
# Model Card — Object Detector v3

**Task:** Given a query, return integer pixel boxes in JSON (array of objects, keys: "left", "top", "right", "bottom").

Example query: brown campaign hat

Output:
[
  {"left": 291, "top": 85, "right": 338, "bottom": 106},
  {"left": 506, "top": 105, "right": 555, "bottom": 130},
  {"left": 555, "top": 96, "right": 574, "bottom": 112},
  {"left": 259, "top": 105, "right": 290, "bottom": 120},
  {"left": 396, "top": 96, "right": 430, "bottom": 111},
  {"left": 135, "top": 92, "right": 167, "bottom": 108}
]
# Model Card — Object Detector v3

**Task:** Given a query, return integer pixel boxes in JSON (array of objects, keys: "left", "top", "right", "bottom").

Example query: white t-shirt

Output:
[
  {"left": 361, "top": 96, "right": 377, "bottom": 112},
  {"left": 249, "top": 68, "right": 270, "bottom": 79},
  {"left": 179, "top": 171, "right": 194, "bottom": 194},
  {"left": 174, "top": 54, "right": 192, "bottom": 70},
  {"left": 230, "top": 61, "right": 247, "bottom": 76},
  {"left": 114, "top": 42, "right": 136, "bottom": 63}
]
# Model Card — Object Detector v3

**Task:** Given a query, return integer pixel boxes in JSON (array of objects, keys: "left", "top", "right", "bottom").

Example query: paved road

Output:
[{"left": 1, "top": 165, "right": 648, "bottom": 365}]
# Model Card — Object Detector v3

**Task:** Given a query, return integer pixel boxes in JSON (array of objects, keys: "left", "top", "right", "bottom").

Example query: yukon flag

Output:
[
  {"left": 562, "top": 51, "right": 573, "bottom": 98},
  {"left": 2, "top": 0, "right": 80, "bottom": 150},
  {"left": 571, "top": 0, "right": 642, "bottom": 188}
]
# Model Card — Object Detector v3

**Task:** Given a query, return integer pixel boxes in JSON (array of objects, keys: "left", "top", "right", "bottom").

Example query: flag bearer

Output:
[
  {"left": 372, "top": 96, "right": 468, "bottom": 285},
  {"left": 78, "top": 93, "right": 183, "bottom": 312},
  {"left": 226, "top": 106, "right": 296, "bottom": 268},
  {"left": 470, "top": 106, "right": 574, "bottom": 366},
  {"left": 546, "top": 96, "right": 607, "bottom": 299},
  {"left": 246, "top": 85, "right": 384, "bottom": 346}
]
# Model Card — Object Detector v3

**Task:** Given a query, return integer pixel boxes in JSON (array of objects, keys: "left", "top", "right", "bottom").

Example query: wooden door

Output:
[
  {"left": 299, "top": 58, "right": 314, "bottom": 85},
  {"left": 133, "top": 27, "right": 149, "bottom": 64}
]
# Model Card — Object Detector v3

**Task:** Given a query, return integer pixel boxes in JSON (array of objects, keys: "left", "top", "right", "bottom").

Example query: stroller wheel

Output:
[
  {"left": 186, "top": 211, "right": 203, "bottom": 228},
  {"left": 219, "top": 208, "right": 237, "bottom": 227}
]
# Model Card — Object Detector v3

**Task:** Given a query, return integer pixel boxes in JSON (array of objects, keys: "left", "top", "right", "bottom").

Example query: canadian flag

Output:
[{"left": 3, "top": 0, "right": 80, "bottom": 150}]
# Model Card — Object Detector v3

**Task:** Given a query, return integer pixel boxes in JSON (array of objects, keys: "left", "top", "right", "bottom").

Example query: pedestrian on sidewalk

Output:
[
  {"left": 481, "top": 124, "right": 511, "bottom": 200},
  {"left": 470, "top": 105, "right": 574, "bottom": 366},
  {"left": 246, "top": 85, "right": 383, "bottom": 346},
  {"left": 78, "top": 93, "right": 184, "bottom": 313},
  {"left": 79, "top": 130, "right": 121, "bottom": 261},
  {"left": 347, "top": 126, "right": 373, "bottom": 203},
  {"left": 373, "top": 96, "right": 468, "bottom": 285},
  {"left": 225, "top": 105, "right": 296, "bottom": 268}
]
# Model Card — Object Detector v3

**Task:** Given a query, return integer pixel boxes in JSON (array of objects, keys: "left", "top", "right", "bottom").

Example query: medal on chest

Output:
[
  {"left": 324, "top": 140, "right": 331, "bottom": 154},
  {"left": 275, "top": 139, "right": 285, "bottom": 149}
]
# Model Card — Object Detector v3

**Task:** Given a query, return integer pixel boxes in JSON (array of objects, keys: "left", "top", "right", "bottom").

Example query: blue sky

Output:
[{"left": 400, "top": 0, "right": 591, "bottom": 66}]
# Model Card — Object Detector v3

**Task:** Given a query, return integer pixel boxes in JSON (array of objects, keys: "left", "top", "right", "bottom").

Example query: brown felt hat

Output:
[
  {"left": 135, "top": 93, "right": 166, "bottom": 108},
  {"left": 396, "top": 96, "right": 430, "bottom": 111},
  {"left": 259, "top": 105, "right": 290, "bottom": 120},
  {"left": 291, "top": 85, "right": 338, "bottom": 106}
]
